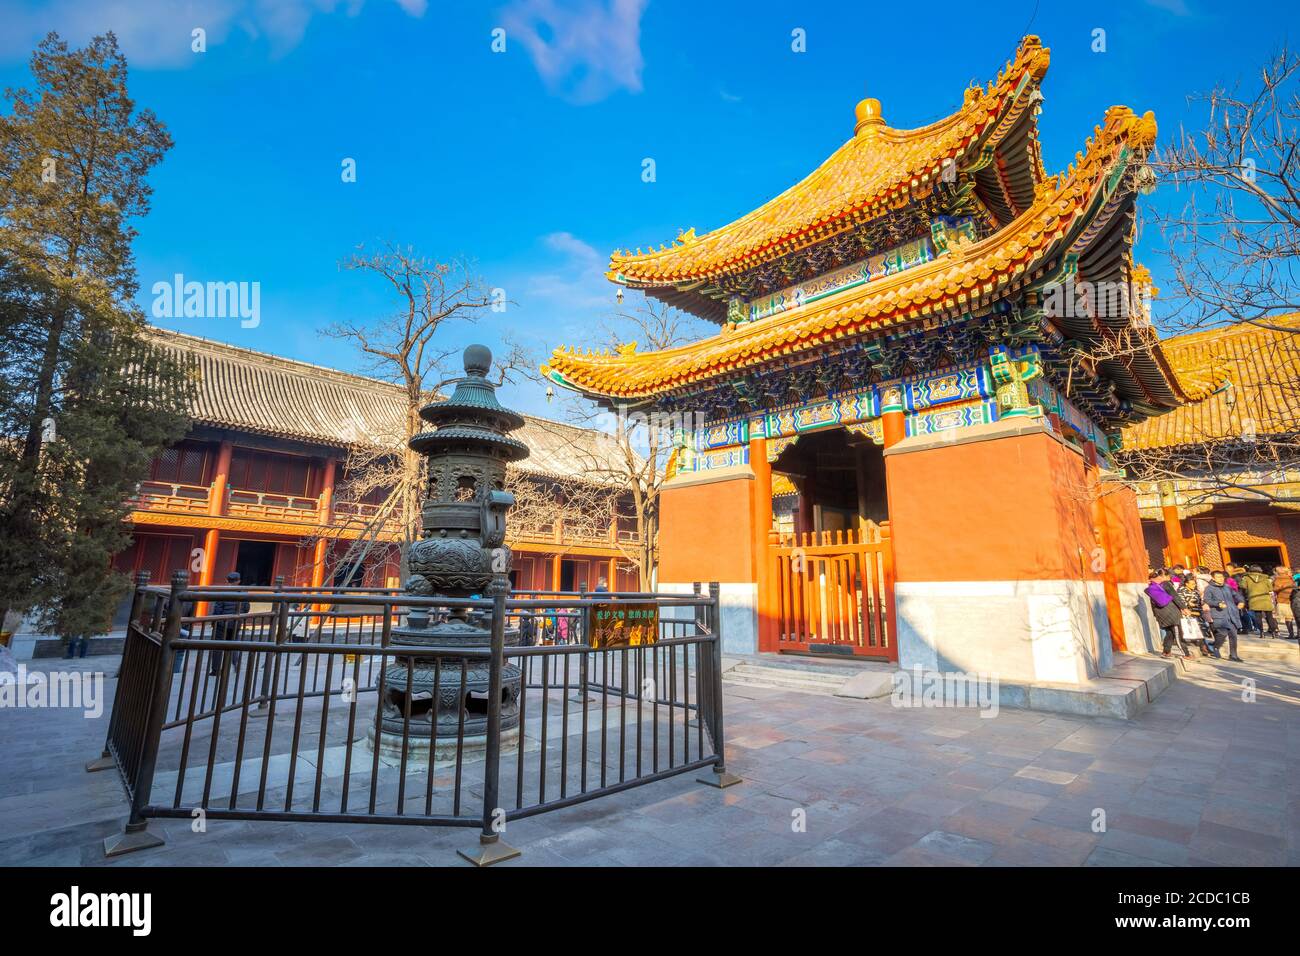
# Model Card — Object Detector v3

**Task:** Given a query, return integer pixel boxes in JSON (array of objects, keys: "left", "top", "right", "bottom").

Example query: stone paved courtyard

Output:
[{"left": 2, "top": 651, "right": 1299, "bottom": 867}]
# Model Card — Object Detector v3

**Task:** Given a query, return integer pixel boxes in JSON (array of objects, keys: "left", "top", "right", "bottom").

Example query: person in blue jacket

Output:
[{"left": 1201, "top": 569, "right": 1244, "bottom": 662}]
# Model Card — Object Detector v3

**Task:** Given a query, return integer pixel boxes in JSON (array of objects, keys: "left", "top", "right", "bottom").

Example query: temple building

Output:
[
  {"left": 544, "top": 36, "right": 1199, "bottom": 690},
  {"left": 115, "top": 328, "right": 640, "bottom": 607},
  {"left": 1119, "top": 316, "right": 1300, "bottom": 570}
]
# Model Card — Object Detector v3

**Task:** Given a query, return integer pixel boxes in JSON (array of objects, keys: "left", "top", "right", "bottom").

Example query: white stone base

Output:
[
  {"left": 366, "top": 723, "right": 521, "bottom": 766},
  {"left": 1118, "top": 582, "right": 1161, "bottom": 654},
  {"left": 895, "top": 579, "right": 1111, "bottom": 686},
  {"left": 657, "top": 581, "right": 757, "bottom": 655}
]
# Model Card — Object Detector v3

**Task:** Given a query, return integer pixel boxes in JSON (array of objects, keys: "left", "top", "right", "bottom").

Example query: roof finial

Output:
[{"left": 854, "top": 96, "right": 885, "bottom": 137}]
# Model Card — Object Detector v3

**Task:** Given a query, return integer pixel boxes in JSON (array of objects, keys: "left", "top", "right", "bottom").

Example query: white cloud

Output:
[
  {"left": 0, "top": 0, "right": 424, "bottom": 67},
  {"left": 543, "top": 230, "right": 602, "bottom": 266},
  {"left": 499, "top": 0, "right": 647, "bottom": 104},
  {"left": 526, "top": 231, "right": 615, "bottom": 311}
]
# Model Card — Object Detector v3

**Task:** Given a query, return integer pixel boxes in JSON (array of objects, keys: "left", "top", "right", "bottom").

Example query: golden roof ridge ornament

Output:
[
  {"left": 605, "top": 35, "right": 1053, "bottom": 287},
  {"left": 854, "top": 96, "right": 886, "bottom": 138},
  {"left": 546, "top": 97, "right": 1163, "bottom": 402}
]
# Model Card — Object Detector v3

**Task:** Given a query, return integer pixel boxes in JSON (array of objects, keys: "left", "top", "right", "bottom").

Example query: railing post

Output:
[
  {"left": 104, "top": 569, "right": 185, "bottom": 857},
  {"left": 698, "top": 580, "right": 740, "bottom": 789},
  {"left": 459, "top": 579, "right": 520, "bottom": 866},
  {"left": 254, "top": 575, "right": 286, "bottom": 714},
  {"left": 692, "top": 581, "right": 711, "bottom": 731},
  {"left": 570, "top": 582, "right": 592, "bottom": 704},
  {"left": 86, "top": 570, "right": 150, "bottom": 773}
]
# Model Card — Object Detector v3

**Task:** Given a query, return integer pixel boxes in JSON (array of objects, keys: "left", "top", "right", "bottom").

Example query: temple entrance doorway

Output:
[
  {"left": 771, "top": 428, "right": 888, "bottom": 536},
  {"left": 765, "top": 427, "right": 896, "bottom": 659},
  {"left": 1225, "top": 545, "right": 1284, "bottom": 569},
  {"left": 234, "top": 539, "right": 276, "bottom": 587}
]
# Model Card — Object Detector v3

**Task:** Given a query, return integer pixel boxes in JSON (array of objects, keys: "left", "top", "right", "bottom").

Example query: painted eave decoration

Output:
[{"left": 542, "top": 95, "right": 1163, "bottom": 403}]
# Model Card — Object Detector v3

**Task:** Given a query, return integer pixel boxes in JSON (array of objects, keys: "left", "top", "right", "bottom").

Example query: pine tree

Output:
[{"left": 0, "top": 33, "right": 191, "bottom": 641}]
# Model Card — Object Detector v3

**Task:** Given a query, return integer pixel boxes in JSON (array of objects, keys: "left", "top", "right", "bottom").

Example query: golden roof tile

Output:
[
  {"left": 1119, "top": 316, "right": 1300, "bottom": 451},
  {"left": 544, "top": 104, "right": 1157, "bottom": 400}
]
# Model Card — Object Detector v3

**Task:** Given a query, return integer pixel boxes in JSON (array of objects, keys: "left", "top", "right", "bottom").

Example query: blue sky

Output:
[{"left": 1, "top": 0, "right": 1295, "bottom": 417}]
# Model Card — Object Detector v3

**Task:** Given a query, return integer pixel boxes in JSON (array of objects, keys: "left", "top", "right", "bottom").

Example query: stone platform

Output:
[{"left": 723, "top": 651, "right": 1187, "bottom": 719}]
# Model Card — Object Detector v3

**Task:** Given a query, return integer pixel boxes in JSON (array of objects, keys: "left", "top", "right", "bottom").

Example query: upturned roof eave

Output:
[
  {"left": 606, "top": 35, "right": 1052, "bottom": 288},
  {"left": 547, "top": 104, "right": 1162, "bottom": 406}
]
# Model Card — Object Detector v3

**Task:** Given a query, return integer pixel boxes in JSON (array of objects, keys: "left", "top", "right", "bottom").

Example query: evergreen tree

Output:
[{"left": 0, "top": 33, "right": 192, "bottom": 640}]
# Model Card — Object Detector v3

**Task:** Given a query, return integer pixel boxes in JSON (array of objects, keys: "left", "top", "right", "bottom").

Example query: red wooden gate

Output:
[{"left": 766, "top": 524, "right": 896, "bottom": 659}]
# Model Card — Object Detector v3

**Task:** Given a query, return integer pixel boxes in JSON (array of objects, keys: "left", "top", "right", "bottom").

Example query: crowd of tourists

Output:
[{"left": 1144, "top": 563, "right": 1300, "bottom": 663}]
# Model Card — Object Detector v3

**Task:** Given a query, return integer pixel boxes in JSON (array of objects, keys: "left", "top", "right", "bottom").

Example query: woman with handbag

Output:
[
  {"left": 1176, "top": 574, "right": 1212, "bottom": 657},
  {"left": 1146, "top": 569, "right": 1190, "bottom": 658}
]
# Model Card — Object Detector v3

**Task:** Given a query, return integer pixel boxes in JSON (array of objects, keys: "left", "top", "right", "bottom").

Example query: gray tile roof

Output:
[{"left": 148, "top": 328, "right": 634, "bottom": 482}]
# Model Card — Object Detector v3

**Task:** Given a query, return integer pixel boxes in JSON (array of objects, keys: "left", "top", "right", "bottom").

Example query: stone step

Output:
[
  {"left": 725, "top": 669, "right": 847, "bottom": 689},
  {"left": 722, "top": 677, "right": 841, "bottom": 697},
  {"left": 1232, "top": 636, "right": 1300, "bottom": 663},
  {"left": 724, "top": 652, "right": 890, "bottom": 674},
  {"left": 723, "top": 667, "right": 848, "bottom": 695},
  {"left": 729, "top": 662, "right": 848, "bottom": 682}
]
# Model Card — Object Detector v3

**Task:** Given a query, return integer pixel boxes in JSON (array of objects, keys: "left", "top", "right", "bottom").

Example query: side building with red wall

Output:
[
  {"left": 1119, "top": 317, "right": 1300, "bottom": 573},
  {"left": 114, "top": 329, "right": 641, "bottom": 610}
]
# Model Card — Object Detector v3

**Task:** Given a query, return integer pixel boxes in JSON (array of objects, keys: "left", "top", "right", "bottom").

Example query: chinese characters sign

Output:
[{"left": 588, "top": 603, "right": 660, "bottom": 649}]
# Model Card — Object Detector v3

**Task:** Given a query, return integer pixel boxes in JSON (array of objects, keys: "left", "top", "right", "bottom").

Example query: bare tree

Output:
[
  {"left": 1151, "top": 45, "right": 1300, "bottom": 332},
  {"left": 1111, "top": 47, "right": 1300, "bottom": 498},
  {"left": 506, "top": 469, "right": 627, "bottom": 582},
  {"left": 319, "top": 243, "right": 525, "bottom": 586},
  {"left": 539, "top": 295, "right": 714, "bottom": 588}
]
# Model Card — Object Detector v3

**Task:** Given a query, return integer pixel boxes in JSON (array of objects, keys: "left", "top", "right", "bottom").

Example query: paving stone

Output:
[
  {"left": 1085, "top": 847, "right": 1174, "bottom": 867},
  {"left": 5, "top": 652, "right": 1300, "bottom": 866},
  {"left": 1186, "top": 836, "right": 1285, "bottom": 867},
  {"left": 989, "top": 837, "right": 1093, "bottom": 866},
  {"left": 1098, "top": 828, "right": 1190, "bottom": 865},
  {"left": 912, "top": 829, "right": 996, "bottom": 864}
]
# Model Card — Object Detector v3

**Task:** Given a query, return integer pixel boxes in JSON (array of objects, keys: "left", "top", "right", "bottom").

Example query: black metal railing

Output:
[{"left": 91, "top": 570, "right": 737, "bottom": 864}]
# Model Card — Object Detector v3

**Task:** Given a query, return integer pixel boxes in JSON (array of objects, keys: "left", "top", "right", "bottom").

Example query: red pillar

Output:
[
  {"left": 1158, "top": 481, "right": 1189, "bottom": 567},
  {"left": 317, "top": 457, "right": 336, "bottom": 525},
  {"left": 310, "top": 458, "right": 338, "bottom": 606},
  {"left": 197, "top": 440, "right": 233, "bottom": 616},
  {"left": 311, "top": 538, "right": 330, "bottom": 587},
  {"left": 749, "top": 435, "right": 774, "bottom": 651},
  {"left": 797, "top": 473, "right": 817, "bottom": 536},
  {"left": 208, "top": 440, "right": 233, "bottom": 519},
  {"left": 881, "top": 385, "right": 906, "bottom": 449}
]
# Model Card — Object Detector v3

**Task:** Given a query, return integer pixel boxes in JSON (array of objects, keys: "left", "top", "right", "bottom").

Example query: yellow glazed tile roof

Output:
[
  {"left": 545, "top": 105, "right": 1158, "bottom": 400},
  {"left": 608, "top": 36, "right": 1051, "bottom": 285},
  {"left": 1120, "top": 316, "right": 1300, "bottom": 451}
]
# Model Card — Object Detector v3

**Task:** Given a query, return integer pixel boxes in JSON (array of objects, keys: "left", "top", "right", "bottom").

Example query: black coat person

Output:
[
  {"left": 209, "top": 571, "right": 251, "bottom": 677},
  {"left": 1291, "top": 576, "right": 1300, "bottom": 625}
]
